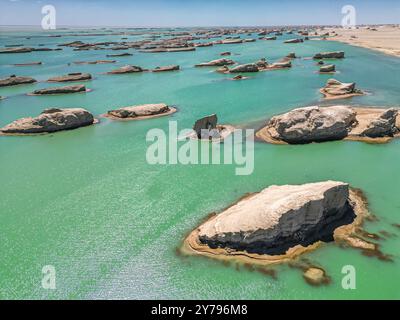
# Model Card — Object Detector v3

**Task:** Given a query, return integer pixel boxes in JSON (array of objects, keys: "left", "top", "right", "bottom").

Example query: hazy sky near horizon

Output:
[{"left": 0, "top": 0, "right": 399, "bottom": 27}]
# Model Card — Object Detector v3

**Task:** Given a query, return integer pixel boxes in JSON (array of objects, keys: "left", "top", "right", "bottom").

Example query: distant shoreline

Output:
[{"left": 325, "top": 25, "right": 400, "bottom": 58}]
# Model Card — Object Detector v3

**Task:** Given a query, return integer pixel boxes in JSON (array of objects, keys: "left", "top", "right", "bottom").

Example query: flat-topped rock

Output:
[
  {"left": 152, "top": 65, "right": 180, "bottom": 72},
  {"left": 229, "top": 63, "right": 259, "bottom": 73},
  {"left": 106, "top": 53, "right": 133, "bottom": 57},
  {"left": 107, "top": 65, "right": 145, "bottom": 74},
  {"left": 47, "top": 72, "right": 92, "bottom": 82},
  {"left": 195, "top": 181, "right": 355, "bottom": 255},
  {"left": 257, "top": 105, "right": 400, "bottom": 144},
  {"left": 106, "top": 103, "right": 176, "bottom": 120},
  {"left": 14, "top": 61, "right": 42, "bottom": 66},
  {"left": 268, "top": 60, "right": 292, "bottom": 69},
  {"left": 74, "top": 60, "right": 116, "bottom": 65},
  {"left": 320, "top": 79, "right": 364, "bottom": 99},
  {"left": 0, "top": 47, "right": 32, "bottom": 54},
  {"left": 314, "top": 51, "right": 345, "bottom": 59},
  {"left": 284, "top": 38, "right": 304, "bottom": 43},
  {"left": 0, "top": 75, "right": 37, "bottom": 87},
  {"left": 195, "top": 58, "right": 235, "bottom": 67},
  {"left": 31, "top": 84, "right": 87, "bottom": 95},
  {"left": 221, "top": 39, "right": 243, "bottom": 44},
  {"left": 320, "top": 64, "right": 336, "bottom": 73},
  {"left": 0, "top": 108, "right": 95, "bottom": 134}
]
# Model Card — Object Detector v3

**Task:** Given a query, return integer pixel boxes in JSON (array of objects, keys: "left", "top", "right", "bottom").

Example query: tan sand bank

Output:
[{"left": 326, "top": 25, "right": 400, "bottom": 58}]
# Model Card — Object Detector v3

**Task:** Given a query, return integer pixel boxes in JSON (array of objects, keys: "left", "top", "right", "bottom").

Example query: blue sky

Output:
[{"left": 1, "top": 0, "right": 399, "bottom": 27}]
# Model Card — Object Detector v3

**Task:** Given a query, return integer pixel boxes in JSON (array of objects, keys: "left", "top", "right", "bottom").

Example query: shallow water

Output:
[{"left": 0, "top": 28, "right": 399, "bottom": 299}]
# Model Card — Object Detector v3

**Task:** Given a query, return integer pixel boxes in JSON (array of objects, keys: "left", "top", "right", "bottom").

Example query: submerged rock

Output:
[
  {"left": 314, "top": 51, "right": 345, "bottom": 59},
  {"left": 303, "top": 268, "right": 330, "bottom": 286},
  {"left": 47, "top": 72, "right": 92, "bottom": 82},
  {"left": 0, "top": 75, "right": 37, "bottom": 87},
  {"left": 195, "top": 58, "right": 235, "bottom": 67},
  {"left": 0, "top": 108, "right": 95, "bottom": 134},
  {"left": 31, "top": 84, "right": 86, "bottom": 95},
  {"left": 229, "top": 63, "right": 259, "bottom": 73},
  {"left": 106, "top": 103, "right": 175, "bottom": 119},
  {"left": 320, "top": 79, "right": 363, "bottom": 99},
  {"left": 196, "top": 181, "right": 355, "bottom": 255}
]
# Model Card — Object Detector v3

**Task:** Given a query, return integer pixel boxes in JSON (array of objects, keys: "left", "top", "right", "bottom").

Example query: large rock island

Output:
[
  {"left": 183, "top": 181, "right": 371, "bottom": 266},
  {"left": 256, "top": 105, "right": 400, "bottom": 144},
  {"left": 0, "top": 108, "right": 95, "bottom": 135}
]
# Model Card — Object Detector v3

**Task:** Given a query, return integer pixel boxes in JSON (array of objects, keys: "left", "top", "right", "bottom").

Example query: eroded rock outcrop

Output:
[
  {"left": 360, "top": 108, "right": 398, "bottom": 138},
  {"left": 257, "top": 105, "right": 400, "bottom": 144},
  {"left": 31, "top": 84, "right": 87, "bottom": 95},
  {"left": 319, "top": 64, "right": 336, "bottom": 73},
  {"left": 106, "top": 103, "right": 176, "bottom": 120},
  {"left": 107, "top": 65, "right": 145, "bottom": 74},
  {"left": 229, "top": 63, "right": 259, "bottom": 73},
  {"left": 0, "top": 108, "right": 95, "bottom": 134},
  {"left": 259, "top": 106, "right": 357, "bottom": 144},
  {"left": 0, "top": 47, "right": 32, "bottom": 54},
  {"left": 14, "top": 62, "right": 42, "bottom": 66},
  {"left": 195, "top": 58, "right": 235, "bottom": 67},
  {"left": 314, "top": 51, "right": 345, "bottom": 59},
  {"left": 0, "top": 75, "right": 37, "bottom": 87},
  {"left": 320, "top": 79, "right": 364, "bottom": 99},
  {"left": 188, "top": 181, "right": 357, "bottom": 256},
  {"left": 284, "top": 38, "right": 303, "bottom": 43},
  {"left": 189, "top": 114, "right": 235, "bottom": 141},
  {"left": 47, "top": 72, "right": 92, "bottom": 82},
  {"left": 151, "top": 65, "right": 180, "bottom": 72}
]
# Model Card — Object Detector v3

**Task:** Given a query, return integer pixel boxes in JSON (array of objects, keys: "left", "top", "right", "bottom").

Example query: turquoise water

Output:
[{"left": 0, "top": 28, "right": 399, "bottom": 299}]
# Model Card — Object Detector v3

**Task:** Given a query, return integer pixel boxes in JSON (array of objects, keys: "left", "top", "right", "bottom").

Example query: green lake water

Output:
[{"left": 0, "top": 28, "right": 399, "bottom": 299}]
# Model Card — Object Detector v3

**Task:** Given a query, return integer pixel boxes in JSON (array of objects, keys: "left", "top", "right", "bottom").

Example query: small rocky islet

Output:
[{"left": 104, "top": 103, "right": 177, "bottom": 120}]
